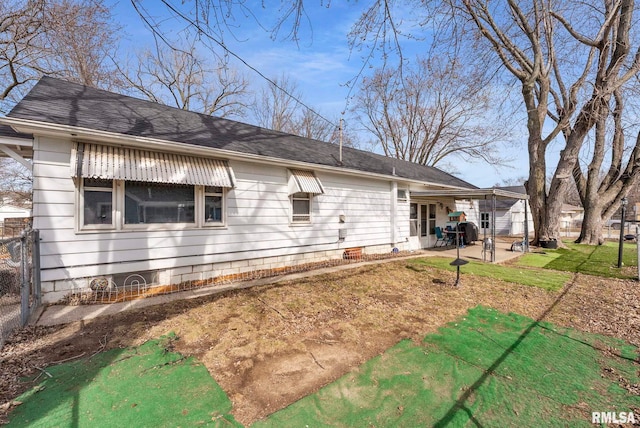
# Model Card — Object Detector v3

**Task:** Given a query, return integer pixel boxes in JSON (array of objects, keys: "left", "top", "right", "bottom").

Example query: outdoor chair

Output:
[{"left": 434, "top": 227, "right": 449, "bottom": 247}]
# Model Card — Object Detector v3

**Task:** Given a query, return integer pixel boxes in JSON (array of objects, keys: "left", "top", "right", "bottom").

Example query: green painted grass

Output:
[
  {"left": 255, "top": 306, "right": 640, "bottom": 428},
  {"left": 517, "top": 241, "right": 638, "bottom": 279},
  {"left": 8, "top": 309, "right": 639, "bottom": 427},
  {"left": 407, "top": 257, "right": 571, "bottom": 291},
  {"left": 8, "top": 334, "right": 241, "bottom": 428}
]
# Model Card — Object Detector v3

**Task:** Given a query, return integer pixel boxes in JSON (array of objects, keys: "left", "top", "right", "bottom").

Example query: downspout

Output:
[
  {"left": 492, "top": 193, "right": 497, "bottom": 262},
  {"left": 524, "top": 199, "right": 530, "bottom": 252},
  {"left": 390, "top": 181, "right": 397, "bottom": 245}
]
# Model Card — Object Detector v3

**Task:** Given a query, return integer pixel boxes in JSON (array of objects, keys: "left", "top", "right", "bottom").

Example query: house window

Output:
[
  {"left": 78, "top": 180, "right": 229, "bottom": 231},
  {"left": 420, "top": 205, "right": 428, "bottom": 237},
  {"left": 73, "top": 144, "right": 235, "bottom": 231},
  {"left": 82, "top": 178, "right": 114, "bottom": 226},
  {"left": 204, "top": 186, "right": 224, "bottom": 224},
  {"left": 397, "top": 189, "right": 407, "bottom": 201},
  {"left": 429, "top": 203, "right": 437, "bottom": 235},
  {"left": 481, "top": 212, "right": 490, "bottom": 229},
  {"left": 409, "top": 203, "right": 418, "bottom": 236},
  {"left": 124, "top": 182, "right": 195, "bottom": 224},
  {"left": 292, "top": 192, "right": 311, "bottom": 223}
]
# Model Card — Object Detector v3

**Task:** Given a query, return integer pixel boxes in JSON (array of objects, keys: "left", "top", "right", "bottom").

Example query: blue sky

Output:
[{"left": 112, "top": 1, "right": 530, "bottom": 188}]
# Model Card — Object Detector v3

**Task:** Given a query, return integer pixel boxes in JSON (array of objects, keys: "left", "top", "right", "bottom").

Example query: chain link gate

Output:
[{"left": 0, "top": 229, "right": 40, "bottom": 349}]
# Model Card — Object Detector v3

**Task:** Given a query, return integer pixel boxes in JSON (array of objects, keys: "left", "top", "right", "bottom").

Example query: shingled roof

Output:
[
  {"left": 492, "top": 185, "right": 526, "bottom": 210},
  {"left": 7, "top": 77, "right": 476, "bottom": 189}
]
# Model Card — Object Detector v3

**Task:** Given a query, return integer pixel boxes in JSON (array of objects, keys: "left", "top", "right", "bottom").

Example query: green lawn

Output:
[
  {"left": 10, "top": 308, "right": 639, "bottom": 427},
  {"left": 516, "top": 241, "right": 638, "bottom": 279},
  {"left": 256, "top": 306, "right": 639, "bottom": 427},
  {"left": 7, "top": 334, "right": 241, "bottom": 427},
  {"left": 407, "top": 257, "right": 571, "bottom": 291}
]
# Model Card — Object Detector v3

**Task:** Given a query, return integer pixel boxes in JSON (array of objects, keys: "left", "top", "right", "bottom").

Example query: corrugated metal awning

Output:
[
  {"left": 288, "top": 169, "right": 324, "bottom": 195},
  {"left": 71, "top": 142, "right": 235, "bottom": 187}
]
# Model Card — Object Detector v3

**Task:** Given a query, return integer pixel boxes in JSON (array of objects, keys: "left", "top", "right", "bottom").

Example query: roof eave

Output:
[
  {"left": 411, "top": 188, "right": 529, "bottom": 200},
  {"left": 0, "top": 117, "right": 473, "bottom": 190}
]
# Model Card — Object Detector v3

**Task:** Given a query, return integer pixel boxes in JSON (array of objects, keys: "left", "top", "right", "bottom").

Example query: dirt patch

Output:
[{"left": 2, "top": 260, "right": 639, "bottom": 425}]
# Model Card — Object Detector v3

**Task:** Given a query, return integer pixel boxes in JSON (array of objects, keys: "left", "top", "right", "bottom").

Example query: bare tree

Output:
[
  {"left": 573, "top": 89, "right": 640, "bottom": 243},
  {"left": 123, "top": 39, "right": 250, "bottom": 118},
  {"left": 0, "top": 158, "right": 31, "bottom": 207},
  {"left": 42, "top": 0, "right": 122, "bottom": 88},
  {"left": 352, "top": 56, "right": 510, "bottom": 170},
  {"left": 251, "top": 73, "right": 347, "bottom": 143},
  {"left": 252, "top": 74, "right": 301, "bottom": 132},
  {"left": 443, "top": 0, "right": 640, "bottom": 245},
  {"left": 0, "top": 0, "right": 122, "bottom": 111}
]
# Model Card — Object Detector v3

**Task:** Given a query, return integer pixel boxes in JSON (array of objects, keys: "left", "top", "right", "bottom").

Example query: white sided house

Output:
[
  {"left": 0, "top": 78, "right": 524, "bottom": 303},
  {"left": 456, "top": 185, "right": 535, "bottom": 237}
]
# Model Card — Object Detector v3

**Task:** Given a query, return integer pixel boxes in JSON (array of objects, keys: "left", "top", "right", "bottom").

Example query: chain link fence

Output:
[{"left": 0, "top": 229, "right": 40, "bottom": 349}]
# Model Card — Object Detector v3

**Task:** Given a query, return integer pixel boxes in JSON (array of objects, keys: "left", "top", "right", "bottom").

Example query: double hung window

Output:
[
  {"left": 82, "top": 178, "right": 114, "bottom": 227},
  {"left": 291, "top": 192, "right": 311, "bottom": 223},
  {"left": 288, "top": 169, "right": 324, "bottom": 224},
  {"left": 204, "top": 186, "right": 224, "bottom": 224}
]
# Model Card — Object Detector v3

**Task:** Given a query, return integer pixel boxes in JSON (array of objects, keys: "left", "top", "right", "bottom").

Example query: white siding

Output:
[
  {"left": 494, "top": 210, "right": 511, "bottom": 235},
  {"left": 455, "top": 200, "right": 479, "bottom": 224},
  {"left": 33, "top": 136, "right": 399, "bottom": 290},
  {"left": 509, "top": 200, "right": 535, "bottom": 236}
]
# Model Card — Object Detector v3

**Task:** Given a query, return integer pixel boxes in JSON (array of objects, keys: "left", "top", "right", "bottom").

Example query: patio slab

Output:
[{"left": 425, "top": 239, "right": 525, "bottom": 264}]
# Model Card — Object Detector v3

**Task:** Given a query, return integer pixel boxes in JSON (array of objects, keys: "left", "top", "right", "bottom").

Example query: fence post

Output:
[
  {"left": 20, "top": 231, "right": 29, "bottom": 326},
  {"left": 637, "top": 225, "right": 640, "bottom": 282},
  {"left": 32, "top": 230, "right": 41, "bottom": 308}
]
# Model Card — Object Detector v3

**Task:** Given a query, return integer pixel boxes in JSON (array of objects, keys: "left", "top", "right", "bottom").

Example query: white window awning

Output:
[
  {"left": 71, "top": 142, "right": 235, "bottom": 188},
  {"left": 288, "top": 169, "right": 324, "bottom": 195}
]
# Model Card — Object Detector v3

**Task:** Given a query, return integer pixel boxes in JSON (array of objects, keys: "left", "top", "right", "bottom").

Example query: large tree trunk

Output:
[
  {"left": 577, "top": 201, "right": 605, "bottom": 245},
  {"left": 526, "top": 137, "right": 547, "bottom": 245}
]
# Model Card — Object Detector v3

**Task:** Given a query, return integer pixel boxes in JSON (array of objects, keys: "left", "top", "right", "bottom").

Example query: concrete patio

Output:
[{"left": 424, "top": 238, "right": 526, "bottom": 264}]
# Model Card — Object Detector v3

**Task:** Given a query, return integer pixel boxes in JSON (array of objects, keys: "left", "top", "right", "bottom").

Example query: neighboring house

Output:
[
  {"left": 1, "top": 77, "right": 516, "bottom": 303},
  {"left": 560, "top": 204, "right": 584, "bottom": 230},
  {"left": 456, "top": 185, "right": 534, "bottom": 237},
  {"left": 0, "top": 201, "right": 31, "bottom": 236},
  {"left": 0, "top": 200, "right": 31, "bottom": 222}
]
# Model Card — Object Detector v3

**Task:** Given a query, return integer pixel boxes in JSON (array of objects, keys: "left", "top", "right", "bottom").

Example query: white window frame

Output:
[
  {"left": 291, "top": 192, "right": 312, "bottom": 224},
  {"left": 78, "top": 180, "right": 227, "bottom": 232},
  {"left": 79, "top": 178, "right": 116, "bottom": 230},
  {"left": 202, "top": 186, "right": 226, "bottom": 227}
]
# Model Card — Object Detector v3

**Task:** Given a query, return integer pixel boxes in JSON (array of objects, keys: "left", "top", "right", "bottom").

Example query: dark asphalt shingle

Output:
[{"left": 8, "top": 77, "right": 476, "bottom": 189}]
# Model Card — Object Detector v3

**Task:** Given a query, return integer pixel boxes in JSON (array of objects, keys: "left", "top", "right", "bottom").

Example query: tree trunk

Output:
[
  {"left": 577, "top": 200, "right": 605, "bottom": 245},
  {"left": 543, "top": 174, "right": 568, "bottom": 243},
  {"left": 526, "top": 140, "right": 547, "bottom": 245}
]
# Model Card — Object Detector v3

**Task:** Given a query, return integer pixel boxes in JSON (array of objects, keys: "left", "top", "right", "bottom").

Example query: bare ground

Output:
[{"left": 1, "top": 259, "right": 639, "bottom": 425}]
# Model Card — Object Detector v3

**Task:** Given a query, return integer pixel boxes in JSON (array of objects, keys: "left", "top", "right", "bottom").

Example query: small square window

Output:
[
  {"left": 397, "top": 189, "right": 408, "bottom": 201},
  {"left": 481, "top": 212, "right": 490, "bottom": 229}
]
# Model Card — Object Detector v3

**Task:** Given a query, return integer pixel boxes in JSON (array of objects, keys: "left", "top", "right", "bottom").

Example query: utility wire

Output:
[{"left": 149, "top": 0, "right": 341, "bottom": 131}]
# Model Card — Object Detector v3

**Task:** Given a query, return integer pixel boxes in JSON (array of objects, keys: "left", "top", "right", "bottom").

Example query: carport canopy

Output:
[{"left": 410, "top": 187, "right": 530, "bottom": 262}]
